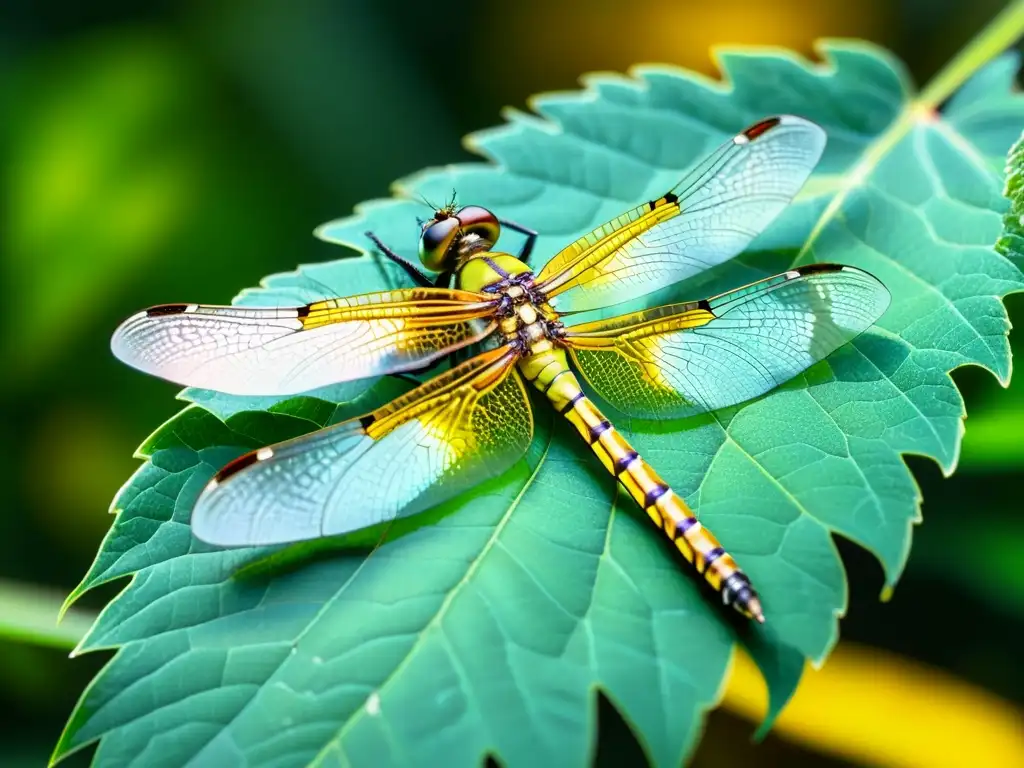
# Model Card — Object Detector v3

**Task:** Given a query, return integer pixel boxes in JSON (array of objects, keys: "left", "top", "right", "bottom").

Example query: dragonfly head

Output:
[{"left": 418, "top": 204, "right": 500, "bottom": 271}]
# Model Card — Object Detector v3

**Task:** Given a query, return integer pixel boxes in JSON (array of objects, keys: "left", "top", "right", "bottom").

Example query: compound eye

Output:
[
  {"left": 418, "top": 217, "right": 460, "bottom": 271},
  {"left": 456, "top": 206, "right": 500, "bottom": 245}
]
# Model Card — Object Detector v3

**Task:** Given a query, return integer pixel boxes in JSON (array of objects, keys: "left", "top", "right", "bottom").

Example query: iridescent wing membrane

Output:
[
  {"left": 535, "top": 115, "right": 827, "bottom": 313},
  {"left": 112, "top": 114, "right": 887, "bottom": 549},
  {"left": 192, "top": 346, "right": 531, "bottom": 546},
  {"left": 563, "top": 265, "right": 891, "bottom": 419},
  {"left": 111, "top": 288, "right": 498, "bottom": 396},
  {"left": 111, "top": 287, "right": 533, "bottom": 546}
]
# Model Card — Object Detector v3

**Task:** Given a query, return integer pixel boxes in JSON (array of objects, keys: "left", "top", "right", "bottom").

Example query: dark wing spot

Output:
[
  {"left": 794, "top": 263, "right": 844, "bottom": 276},
  {"left": 146, "top": 304, "right": 190, "bottom": 317},
  {"left": 649, "top": 192, "right": 679, "bottom": 211},
  {"left": 742, "top": 117, "right": 782, "bottom": 141},
  {"left": 214, "top": 450, "right": 262, "bottom": 483}
]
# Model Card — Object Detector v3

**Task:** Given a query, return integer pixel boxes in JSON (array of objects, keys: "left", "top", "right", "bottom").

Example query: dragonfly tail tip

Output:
[{"left": 747, "top": 597, "right": 766, "bottom": 624}]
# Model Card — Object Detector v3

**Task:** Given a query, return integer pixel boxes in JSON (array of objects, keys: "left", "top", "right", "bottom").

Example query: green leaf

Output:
[{"left": 59, "top": 21, "right": 1024, "bottom": 768}]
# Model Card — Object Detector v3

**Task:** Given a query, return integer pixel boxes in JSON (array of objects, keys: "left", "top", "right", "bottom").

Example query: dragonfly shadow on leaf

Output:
[
  {"left": 230, "top": 531, "right": 385, "bottom": 584},
  {"left": 229, "top": 454, "right": 547, "bottom": 584}
]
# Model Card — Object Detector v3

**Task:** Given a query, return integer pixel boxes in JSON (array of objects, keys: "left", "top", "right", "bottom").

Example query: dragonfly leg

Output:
[
  {"left": 389, "top": 371, "right": 426, "bottom": 386},
  {"left": 365, "top": 231, "right": 434, "bottom": 288},
  {"left": 499, "top": 218, "right": 537, "bottom": 264},
  {"left": 433, "top": 270, "right": 453, "bottom": 288}
]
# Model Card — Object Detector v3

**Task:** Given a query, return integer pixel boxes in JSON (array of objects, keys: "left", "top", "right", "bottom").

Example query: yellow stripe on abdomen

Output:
[{"left": 518, "top": 345, "right": 764, "bottom": 622}]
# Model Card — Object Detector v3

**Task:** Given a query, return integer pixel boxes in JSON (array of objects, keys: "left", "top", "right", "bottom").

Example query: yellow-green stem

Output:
[
  {"left": 0, "top": 579, "right": 96, "bottom": 651},
  {"left": 917, "top": 0, "right": 1024, "bottom": 109}
]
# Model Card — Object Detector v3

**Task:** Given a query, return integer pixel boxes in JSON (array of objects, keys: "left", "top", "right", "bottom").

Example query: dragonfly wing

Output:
[
  {"left": 563, "top": 265, "right": 890, "bottom": 419},
  {"left": 111, "top": 288, "right": 498, "bottom": 395},
  {"left": 191, "top": 345, "right": 532, "bottom": 546},
  {"left": 535, "top": 116, "right": 827, "bottom": 313}
]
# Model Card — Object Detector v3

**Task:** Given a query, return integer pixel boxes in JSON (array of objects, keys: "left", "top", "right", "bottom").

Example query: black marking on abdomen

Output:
[
  {"left": 296, "top": 304, "right": 311, "bottom": 318},
  {"left": 559, "top": 391, "right": 585, "bottom": 415},
  {"left": 644, "top": 484, "right": 668, "bottom": 508},
  {"left": 359, "top": 414, "right": 376, "bottom": 429},
  {"left": 724, "top": 572, "right": 751, "bottom": 590},
  {"left": 589, "top": 420, "right": 611, "bottom": 442},
  {"left": 543, "top": 368, "right": 571, "bottom": 393},
  {"left": 674, "top": 516, "right": 697, "bottom": 537},
  {"left": 722, "top": 572, "right": 754, "bottom": 606},
  {"left": 146, "top": 304, "right": 189, "bottom": 317},
  {"left": 614, "top": 451, "right": 638, "bottom": 475},
  {"left": 703, "top": 547, "right": 725, "bottom": 571}
]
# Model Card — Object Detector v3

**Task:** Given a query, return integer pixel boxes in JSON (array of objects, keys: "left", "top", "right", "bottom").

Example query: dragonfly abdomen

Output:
[{"left": 518, "top": 345, "right": 764, "bottom": 622}]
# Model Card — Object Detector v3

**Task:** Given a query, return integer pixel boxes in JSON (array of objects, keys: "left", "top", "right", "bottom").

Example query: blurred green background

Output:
[{"left": 1, "top": 0, "right": 1022, "bottom": 766}]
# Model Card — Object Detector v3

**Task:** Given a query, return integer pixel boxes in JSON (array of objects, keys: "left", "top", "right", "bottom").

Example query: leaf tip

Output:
[
  {"left": 67, "top": 624, "right": 96, "bottom": 658},
  {"left": 58, "top": 584, "right": 86, "bottom": 621},
  {"left": 996, "top": 357, "right": 1014, "bottom": 389}
]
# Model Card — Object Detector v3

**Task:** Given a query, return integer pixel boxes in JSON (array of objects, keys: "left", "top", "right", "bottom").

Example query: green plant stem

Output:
[
  {"left": 917, "top": 0, "right": 1024, "bottom": 109},
  {"left": 0, "top": 579, "right": 95, "bottom": 651},
  {"left": 800, "top": 0, "right": 1024, "bottom": 260}
]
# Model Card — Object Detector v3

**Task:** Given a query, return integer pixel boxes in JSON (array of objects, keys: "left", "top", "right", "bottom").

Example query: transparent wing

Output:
[
  {"left": 535, "top": 116, "right": 827, "bottom": 313},
  {"left": 191, "top": 345, "right": 532, "bottom": 546},
  {"left": 111, "top": 288, "right": 498, "bottom": 395},
  {"left": 563, "top": 265, "right": 890, "bottom": 419}
]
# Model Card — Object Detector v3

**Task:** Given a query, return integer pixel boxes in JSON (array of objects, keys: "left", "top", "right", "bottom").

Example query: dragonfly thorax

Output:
[
  {"left": 457, "top": 253, "right": 563, "bottom": 353},
  {"left": 457, "top": 252, "right": 531, "bottom": 292}
]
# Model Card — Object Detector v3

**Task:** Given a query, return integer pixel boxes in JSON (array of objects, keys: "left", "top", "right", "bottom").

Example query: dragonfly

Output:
[{"left": 111, "top": 115, "right": 891, "bottom": 623}]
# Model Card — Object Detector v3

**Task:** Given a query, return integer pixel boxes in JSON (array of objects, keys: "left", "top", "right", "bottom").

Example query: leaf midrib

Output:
[{"left": 798, "top": 0, "right": 1024, "bottom": 261}]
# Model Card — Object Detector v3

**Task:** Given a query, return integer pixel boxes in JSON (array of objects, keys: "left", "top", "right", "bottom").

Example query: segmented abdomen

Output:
[{"left": 517, "top": 343, "right": 764, "bottom": 622}]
